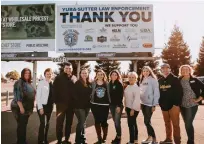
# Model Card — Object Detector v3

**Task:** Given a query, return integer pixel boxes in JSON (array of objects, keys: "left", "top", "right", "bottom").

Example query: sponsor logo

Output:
[
  {"left": 97, "top": 36, "right": 107, "bottom": 43},
  {"left": 124, "top": 28, "right": 137, "bottom": 33},
  {"left": 143, "top": 43, "right": 153, "bottom": 48},
  {"left": 123, "top": 35, "right": 138, "bottom": 41},
  {"left": 85, "top": 28, "right": 95, "bottom": 33},
  {"left": 112, "top": 29, "right": 121, "bottom": 33},
  {"left": 113, "top": 44, "right": 127, "bottom": 48},
  {"left": 110, "top": 35, "right": 120, "bottom": 42},
  {"left": 84, "top": 35, "right": 93, "bottom": 42},
  {"left": 131, "top": 43, "right": 140, "bottom": 48},
  {"left": 96, "top": 53, "right": 115, "bottom": 57},
  {"left": 63, "top": 29, "right": 79, "bottom": 47},
  {"left": 140, "top": 36, "right": 153, "bottom": 41},
  {"left": 140, "top": 28, "right": 152, "bottom": 33},
  {"left": 92, "top": 45, "right": 110, "bottom": 48},
  {"left": 99, "top": 27, "right": 108, "bottom": 33}
]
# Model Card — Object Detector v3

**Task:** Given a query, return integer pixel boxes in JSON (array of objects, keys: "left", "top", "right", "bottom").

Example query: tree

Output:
[
  {"left": 95, "top": 60, "right": 121, "bottom": 78},
  {"left": 195, "top": 37, "right": 204, "bottom": 76},
  {"left": 5, "top": 70, "right": 20, "bottom": 80},
  {"left": 129, "top": 53, "right": 159, "bottom": 76},
  {"left": 161, "top": 25, "right": 191, "bottom": 75},
  {"left": 55, "top": 56, "right": 90, "bottom": 76}
]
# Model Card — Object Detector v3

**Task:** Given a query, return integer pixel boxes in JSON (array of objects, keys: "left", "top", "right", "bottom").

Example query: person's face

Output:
[
  {"left": 142, "top": 68, "right": 150, "bottom": 77},
  {"left": 161, "top": 66, "right": 171, "bottom": 76},
  {"left": 111, "top": 72, "right": 118, "bottom": 81},
  {"left": 97, "top": 72, "right": 104, "bottom": 81},
  {"left": 81, "top": 70, "right": 88, "bottom": 80},
  {"left": 64, "top": 65, "right": 73, "bottom": 75},
  {"left": 181, "top": 66, "right": 191, "bottom": 77},
  {"left": 128, "top": 74, "right": 136, "bottom": 85},
  {"left": 45, "top": 71, "right": 52, "bottom": 80},
  {"left": 24, "top": 70, "right": 30, "bottom": 81}
]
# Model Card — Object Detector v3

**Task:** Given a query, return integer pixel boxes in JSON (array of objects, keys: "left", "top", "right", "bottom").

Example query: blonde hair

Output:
[
  {"left": 128, "top": 72, "right": 138, "bottom": 82},
  {"left": 179, "top": 65, "right": 194, "bottom": 76},
  {"left": 140, "top": 66, "right": 157, "bottom": 83}
]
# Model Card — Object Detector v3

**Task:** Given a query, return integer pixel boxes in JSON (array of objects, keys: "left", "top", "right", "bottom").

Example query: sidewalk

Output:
[{"left": 1, "top": 106, "right": 204, "bottom": 144}]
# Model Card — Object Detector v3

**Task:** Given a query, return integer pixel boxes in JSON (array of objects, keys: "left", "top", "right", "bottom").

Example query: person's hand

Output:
[
  {"left": 152, "top": 106, "right": 156, "bottom": 112},
  {"left": 116, "top": 107, "right": 121, "bottom": 113},
  {"left": 71, "top": 75, "right": 77, "bottom": 83},
  {"left": 190, "top": 98, "right": 200, "bottom": 103},
  {"left": 20, "top": 107, "right": 25, "bottom": 114},
  {"left": 130, "top": 109, "right": 134, "bottom": 116},
  {"left": 39, "top": 108, "right": 44, "bottom": 115}
]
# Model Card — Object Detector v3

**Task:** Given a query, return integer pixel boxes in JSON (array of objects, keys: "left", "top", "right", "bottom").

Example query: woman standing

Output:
[
  {"left": 109, "top": 70, "right": 124, "bottom": 144},
  {"left": 179, "top": 65, "right": 204, "bottom": 144},
  {"left": 90, "top": 69, "right": 111, "bottom": 144},
  {"left": 139, "top": 66, "right": 160, "bottom": 144},
  {"left": 74, "top": 69, "right": 92, "bottom": 144},
  {"left": 124, "top": 72, "right": 140, "bottom": 144},
  {"left": 36, "top": 68, "right": 54, "bottom": 144},
  {"left": 11, "top": 68, "right": 36, "bottom": 144}
]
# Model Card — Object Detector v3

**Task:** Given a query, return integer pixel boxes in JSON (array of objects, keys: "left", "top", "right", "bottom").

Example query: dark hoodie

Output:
[{"left": 158, "top": 73, "right": 183, "bottom": 111}]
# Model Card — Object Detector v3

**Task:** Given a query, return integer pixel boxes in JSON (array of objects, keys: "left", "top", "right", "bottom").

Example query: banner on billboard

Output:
[
  {"left": 57, "top": 4, "right": 154, "bottom": 53},
  {"left": 1, "top": 4, "right": 55, "bottom": 52}
]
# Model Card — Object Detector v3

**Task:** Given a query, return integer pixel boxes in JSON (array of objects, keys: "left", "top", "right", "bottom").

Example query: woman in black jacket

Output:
[
  {"left": 109, "top": 70, "right": 124, "bottom": 144},
  {"left": 179, "top": 65, "right": 204, "bottom": 144},
  {"left": 74, "top": 69, "right": 92, "bottom": 144}
]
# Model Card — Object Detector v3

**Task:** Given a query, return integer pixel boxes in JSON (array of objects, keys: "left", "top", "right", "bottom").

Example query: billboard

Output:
[
  {"left": 57, "top": 4, "right": 154, "bottom": 53},
  {"left": 1, "top": 4, "right": 55, "bottom": 52}
]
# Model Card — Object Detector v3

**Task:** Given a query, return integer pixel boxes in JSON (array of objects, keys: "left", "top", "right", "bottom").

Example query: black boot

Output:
[
  {"left": 102, "top": 126, "right": 108, "bottom": 143},
  {"left": 112, "top": 136, "right": 121, "bottom": 144},
  {"left": 94, "top": 124, "right": 102, "bottom": 144}
]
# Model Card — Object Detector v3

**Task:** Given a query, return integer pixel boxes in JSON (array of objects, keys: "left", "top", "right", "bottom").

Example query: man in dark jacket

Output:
[
  {"left": 158, "top": 64, "right": 183, "bottom": 144},
  {"left": 53, "top": 62, "right": 77, "bottom": 144}
]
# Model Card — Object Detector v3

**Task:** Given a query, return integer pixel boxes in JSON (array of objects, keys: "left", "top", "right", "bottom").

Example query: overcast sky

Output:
[{"left": 1, "top": 0, "right": 204, "bottom": 78}]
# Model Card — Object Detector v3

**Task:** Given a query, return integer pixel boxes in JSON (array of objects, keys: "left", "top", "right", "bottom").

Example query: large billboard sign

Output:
[
  {"left": 57, "top": 4, "right": 154, "bottom": 53},
  {"left": 1, "top": 4, "right": 55, "bottom": 52}
]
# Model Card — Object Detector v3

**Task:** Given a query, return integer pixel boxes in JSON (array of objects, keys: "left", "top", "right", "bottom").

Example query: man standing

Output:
[
  {"left": 53, "top": 62, "right": 77, "bottom": 144},
  {"left": 158, "top": 64, "right": 183, "bottom": 144}
]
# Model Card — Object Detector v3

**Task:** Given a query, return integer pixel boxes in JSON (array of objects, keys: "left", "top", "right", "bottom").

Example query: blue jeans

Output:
[
  {"left": 74, "top": 108, "right": 90, "bottom": 144},
  {"left": 110, "top": 105, "right": 123, "bottom": 137},
  {"left": 181, "top": 106, "right": 198, "bottom": 144},
  {"left": 126, "top": 107, "right": 139, "bottom": 143}
]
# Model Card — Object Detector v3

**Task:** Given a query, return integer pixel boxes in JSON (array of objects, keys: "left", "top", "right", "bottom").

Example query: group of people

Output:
[{"left": 11, "top": 62, "right": 204, "bottom": 144}]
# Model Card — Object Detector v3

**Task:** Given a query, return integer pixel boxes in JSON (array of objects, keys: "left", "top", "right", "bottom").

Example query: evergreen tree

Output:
[
  {"left": 95, "top": 60, "right": 121, "bottom": 78},
  {"left": 161, "top": 25, "right": 191, "bottom": 75},
  {"left": 195, "top": 37, "right": 204, "bottom": 76}
]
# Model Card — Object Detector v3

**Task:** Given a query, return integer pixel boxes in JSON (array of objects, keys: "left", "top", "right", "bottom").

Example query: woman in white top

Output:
[
  {"left": 36, "top": 68, "right": 54, "bottom": 144},
  {"left": 124, "top": 72, "right": 140, "bottom": 144},
  {"left": 139, "top": 66, "right": 160, "bottom": 144}
]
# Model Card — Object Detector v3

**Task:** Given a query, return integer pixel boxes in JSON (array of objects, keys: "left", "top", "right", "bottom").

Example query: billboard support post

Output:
[
  {"left": 33, "top": 61, "right": 37, "bottom": 89},
  {"left": 133, "top": 60, "right": 138, "bottom": 72},
  {"left": 77, "top": 61, "right": 81, "bottom": 79}
]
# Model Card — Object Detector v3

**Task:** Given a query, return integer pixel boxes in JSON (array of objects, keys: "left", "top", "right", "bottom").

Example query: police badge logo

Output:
[{"left": 63, "top": 29, "right": 79, "bottom": 47}]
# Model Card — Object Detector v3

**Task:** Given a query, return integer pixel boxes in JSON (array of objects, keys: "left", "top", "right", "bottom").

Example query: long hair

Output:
[
  {"left": 21, "top": 68, "right": 32, "bottom": 83},
  {"left": 94, "top": 69, "right": 107, "bottom": 82},
  {"left": 109, "top": 70, "right": 122, "bottom": 82},
  {"left": 79, "top": 68, "right": 90, "bottom": 87},
  {"left": 179, "top": 65, "right": 194, "bottom": 77},
  {"left": 140, "top": 66, "right": 157, "bottom": 84}
]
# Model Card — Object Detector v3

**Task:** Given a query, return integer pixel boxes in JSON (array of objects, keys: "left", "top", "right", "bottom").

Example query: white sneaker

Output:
[{"left": 142, "top": 136, "right": 153, "bottom": 143}]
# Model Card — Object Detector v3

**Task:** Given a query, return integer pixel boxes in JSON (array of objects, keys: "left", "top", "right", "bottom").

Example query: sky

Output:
[{"left": 1, "top": 0, "right": 204, "bottom": 79}]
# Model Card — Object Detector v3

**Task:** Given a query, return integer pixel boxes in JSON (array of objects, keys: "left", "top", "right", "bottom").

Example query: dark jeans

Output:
[
  {"left": 37, "top": 105, "right": 53, "bottom": 144},
  {"left": 141, "top": 104, "right": 156, "bottom": 138},
  {"left": 56, "top": 104, "right": 74, "bottom": 142},
  {"left": 126, "top": 107, "right": 139, "bottom": 143},
  {"left": 74, "top": 108, "right": 90, "bottom": 144},
  {"left": 181, "top": 106, "right": 198, "bottom": 144},
  {"left": 11, "top": 107, "right": 30, "bottom": 144},
  {"left": 110, "top": 105, "right": 123, "bottom": 137},
  {"left": 91, "top": 104, "right": 109, "bottom": 127}
]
